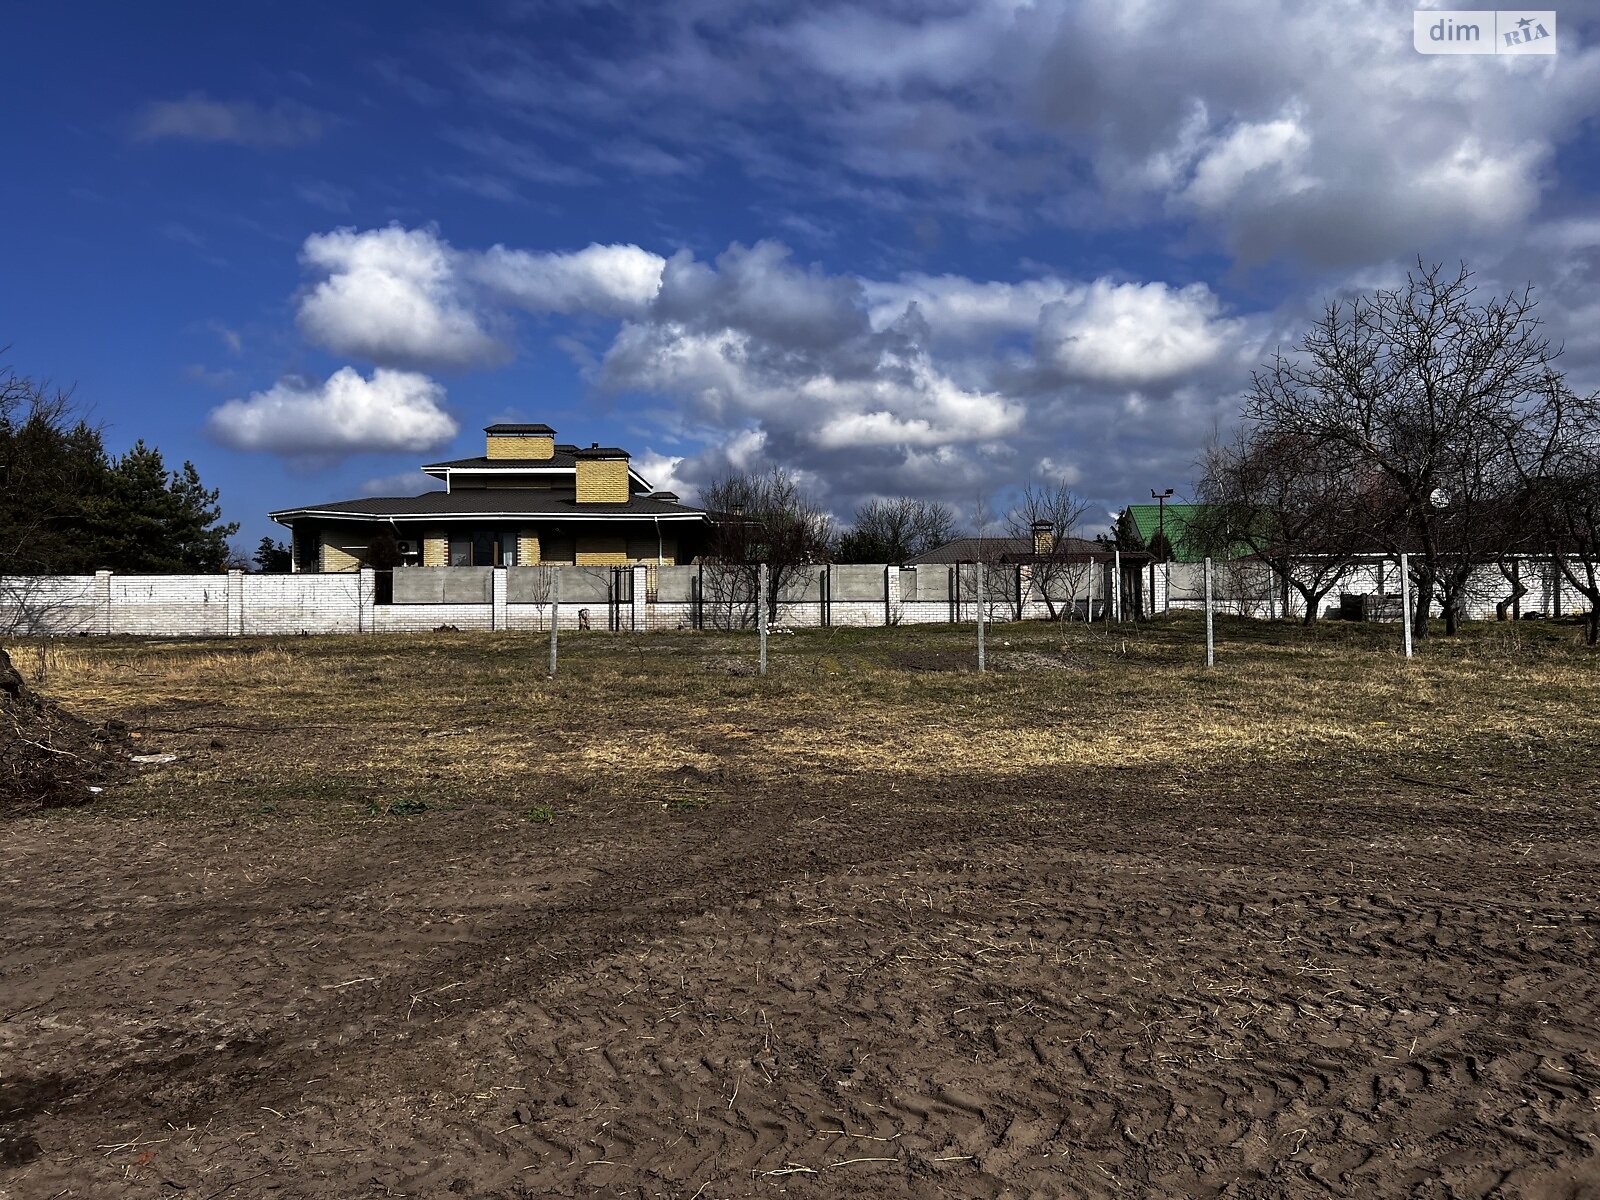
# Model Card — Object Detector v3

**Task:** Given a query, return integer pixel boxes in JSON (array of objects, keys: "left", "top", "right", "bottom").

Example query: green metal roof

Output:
[{"left": 1123, "top": 503, "right": 1210, "bottom": 563}]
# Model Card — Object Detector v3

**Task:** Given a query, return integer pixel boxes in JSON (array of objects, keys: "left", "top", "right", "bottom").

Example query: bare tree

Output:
[
  {"left": 1517, "top": 379, "right": 1600, "bottom": 644},
  {"left": 1008, "top": 482, "right": 1089, "bottom": 620},
  {"left": 1193, "top": 429, "right": 1367, "bottom": 624},
  {"left": 835, "top": 497, "right": 959, "bottom": 563},
  {"left": 1244, "top": 262, "right": 1556, "bottom": 638},
  {"left": 701, "top": 467, "right": 832, "bottom": 624}
]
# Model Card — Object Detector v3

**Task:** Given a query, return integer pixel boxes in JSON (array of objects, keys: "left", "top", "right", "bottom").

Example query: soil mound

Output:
[{"left": 0, "top": 649, "right": 127, "bottom": 815}]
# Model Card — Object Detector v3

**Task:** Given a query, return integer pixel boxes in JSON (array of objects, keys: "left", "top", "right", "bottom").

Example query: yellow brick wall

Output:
[
  {"left": 517, "top": 532, "right": 541, "bottom": 564},
  {"left": 320, "top": 532, "right": 363, "bottom": 573},
  {"left": 575, "top": 459, "right": 629, "bottom": 503},
  {"left": 422, "top": 536, "right": 447, "bottom": 567},
  {"left": 487, "top": 434, "right": 554, "bottom": 460},
  {"left": 575, "top": 534, "right": 629, "bottom": 565}
]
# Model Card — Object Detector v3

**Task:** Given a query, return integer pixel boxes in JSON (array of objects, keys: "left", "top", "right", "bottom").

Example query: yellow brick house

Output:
[{"left": 269, "top": 424, "right": 711, "bottom": 572}]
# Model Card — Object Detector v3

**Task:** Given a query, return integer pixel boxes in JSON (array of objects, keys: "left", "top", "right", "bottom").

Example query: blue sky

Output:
[{"left": 5, "top": 2, "right": 1599, "bottom": 550}]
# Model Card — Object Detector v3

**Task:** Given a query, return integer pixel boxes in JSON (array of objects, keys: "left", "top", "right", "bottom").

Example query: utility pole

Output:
[{"left": 1151, "top": 488, "right": 1173, "bottom": 615}]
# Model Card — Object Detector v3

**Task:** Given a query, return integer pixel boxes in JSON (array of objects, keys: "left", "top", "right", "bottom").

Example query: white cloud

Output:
[
  {"left": 454, "top": 1, "right": 1600, "bottom": 267},
  {"left": 133, "top": 94, "right": 324, "bottom": 147},
  {"left": 208, "top": 368, "right": 458, "bottom": 459},
  {"left": 472, "top": 242, "right": 665, "bottom": 317},
  {"left": 632, "top": 451, "right": 689, "bottom": 495},
  {"left": 297, "top": 225, "right": 505, "bottom": 368},
  {"left": 1181, "top": 110, "right": 1313, "bottom": 212},
  {"left": 1034, "top": 279, "right": 1243, "bottom": 387},
  {"left": 863, "top": 275, "right": 1074, "bottom": 344}
]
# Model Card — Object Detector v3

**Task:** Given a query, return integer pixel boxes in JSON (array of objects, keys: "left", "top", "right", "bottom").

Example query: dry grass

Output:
[{"left": 9, "top": 614, "right": 1597, "bottom": 822}]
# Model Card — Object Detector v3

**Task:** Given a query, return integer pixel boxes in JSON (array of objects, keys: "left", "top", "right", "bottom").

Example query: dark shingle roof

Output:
[
  {"left": 422, "top": 451, "right": 579, "bottom": 469},
  {"left": 905, "top": 535, "right": 1105, "bottom": 564},
  {"left": 271, "top": 489, "right": 707, "bottom": 522},
  {"left": 573, "top": 446, "right": 630, "bottom": 459},
  {"left": 484, "top": 422, "right": 555, "bottom": 434}
]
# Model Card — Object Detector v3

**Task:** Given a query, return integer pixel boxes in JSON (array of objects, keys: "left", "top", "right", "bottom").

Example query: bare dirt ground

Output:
[{"left": 2, "top": 619, "right": 1598, "bottom": 1198}]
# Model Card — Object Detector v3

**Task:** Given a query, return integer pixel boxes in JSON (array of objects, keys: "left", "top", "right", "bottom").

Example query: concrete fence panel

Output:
[
  {"left": 654, "top": 566, "right": 697, "bottom": 603},
  {"left": 833, "top": 564, "right": 888, "bottom": 601}
]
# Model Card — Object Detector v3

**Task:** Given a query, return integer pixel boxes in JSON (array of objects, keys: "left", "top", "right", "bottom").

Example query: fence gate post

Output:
[
  {"left": 976, "top": 561, "right": 987, "bottom": 672},
  {"left": 757, "top": 562, "right": 769, "bottom": 675},
  {"left": 1113, "top": 551, "right": 1121, "bottom": 622},
  {"left": 1400, "top": 553, "right": 1413, "bottom": 659},
  {"left": 94, "top": 569, "right": 113, "bottom": 636},
  {"left": 227, "top": 568, "right": 244, "bottom": 637},
  {"left": 492, "top": 566, "right": 508, "bottom": 631},
  {"left": 1203, "top": 557, "right": 1215, "bottom": 668},
  {"left": 632, "top": 564, "right": 648, "bottom": 631}
]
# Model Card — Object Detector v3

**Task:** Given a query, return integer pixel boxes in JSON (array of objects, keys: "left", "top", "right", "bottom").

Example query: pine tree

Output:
[
  {"left": 1111, "top": 509, "right": 1145, "bottom": 552},
  {"left": 253, "top": 537, "right": 292, "bottom": 573}
]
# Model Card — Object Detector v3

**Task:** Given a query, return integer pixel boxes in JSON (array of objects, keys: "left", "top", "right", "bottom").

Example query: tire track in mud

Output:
[
  {"left": 15, "top": 781, "right": 1062, "bottom": 1170},
  {"left": 9, "top": 773, "right": 1600, "bottom": 1199}
]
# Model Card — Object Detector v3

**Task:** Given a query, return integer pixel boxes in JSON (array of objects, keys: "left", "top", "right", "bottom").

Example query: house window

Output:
[
  {"left": 450, "top": 531, "right": 518, "bottom": 566},
  {"left": 295, "top": 528, "right": 320, "bottom": 573}
]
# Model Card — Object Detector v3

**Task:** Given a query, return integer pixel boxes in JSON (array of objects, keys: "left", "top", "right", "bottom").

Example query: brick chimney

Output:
[
  {"left": 574, "top": 444, "right": 630, "bottom": 504},
  {"left": 1031, "top": 520, "right": 1054, "bottom": 556},
  {"left": 485, "top": 423, "right": 555, "bottom": 461}
]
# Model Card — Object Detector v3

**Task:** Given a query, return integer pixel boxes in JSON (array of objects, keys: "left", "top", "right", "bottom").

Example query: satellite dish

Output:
[{"left": 1429, "top": 487, "right": 1451, "bottom": 509}]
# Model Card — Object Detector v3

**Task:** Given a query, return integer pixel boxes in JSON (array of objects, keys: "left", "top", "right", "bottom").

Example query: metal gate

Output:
[{"left": 607, "top": 566, "right": 633, "bottom": 631}]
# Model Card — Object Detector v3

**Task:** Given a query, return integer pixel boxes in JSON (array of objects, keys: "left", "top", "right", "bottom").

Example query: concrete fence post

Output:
[
  {"left": 549, "top": 569, "right": 560, "bottom": 677},
  {"left": 976, "top": 560, "right": 987, "bottom": 672},
  {"left": 1203, "top": 556, "right": 1215, "bottom": 668},
  {"left": 757, "top": 562, "right": 769, "bottom": 675},
  {"left": 1400, "top": 553, "right": 1413, "bottom": 659},
  {"left": 1113, "top": 551, "right": 1122, "bottom": 622},
  {"left": 227, "top": 568, "right": 245, "bottom": 637},
  {"left": 93, "top": 570, "right": 113, "bottom": 636}
]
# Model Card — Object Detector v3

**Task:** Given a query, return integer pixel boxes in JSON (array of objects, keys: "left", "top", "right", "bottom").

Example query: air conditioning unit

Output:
[{"left": 396, "top": 540, "right": 419, "bottom": 556}]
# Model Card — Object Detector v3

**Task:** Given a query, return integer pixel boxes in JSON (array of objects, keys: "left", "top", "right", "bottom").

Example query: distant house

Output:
[
  {"left": 1120, "top": 503, "right": 1210, "bottom": 563},
  {"left": 270, "top": 424, "right": 712, "bottom": 573},
  {"left": 906, "top": 531, "right": 1104, "bottom": 565}
]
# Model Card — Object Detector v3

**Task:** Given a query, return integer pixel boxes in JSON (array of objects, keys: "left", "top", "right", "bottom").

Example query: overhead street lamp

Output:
[{"left": 1152, "top": 488, "right": 1174, "bottom": 615}]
